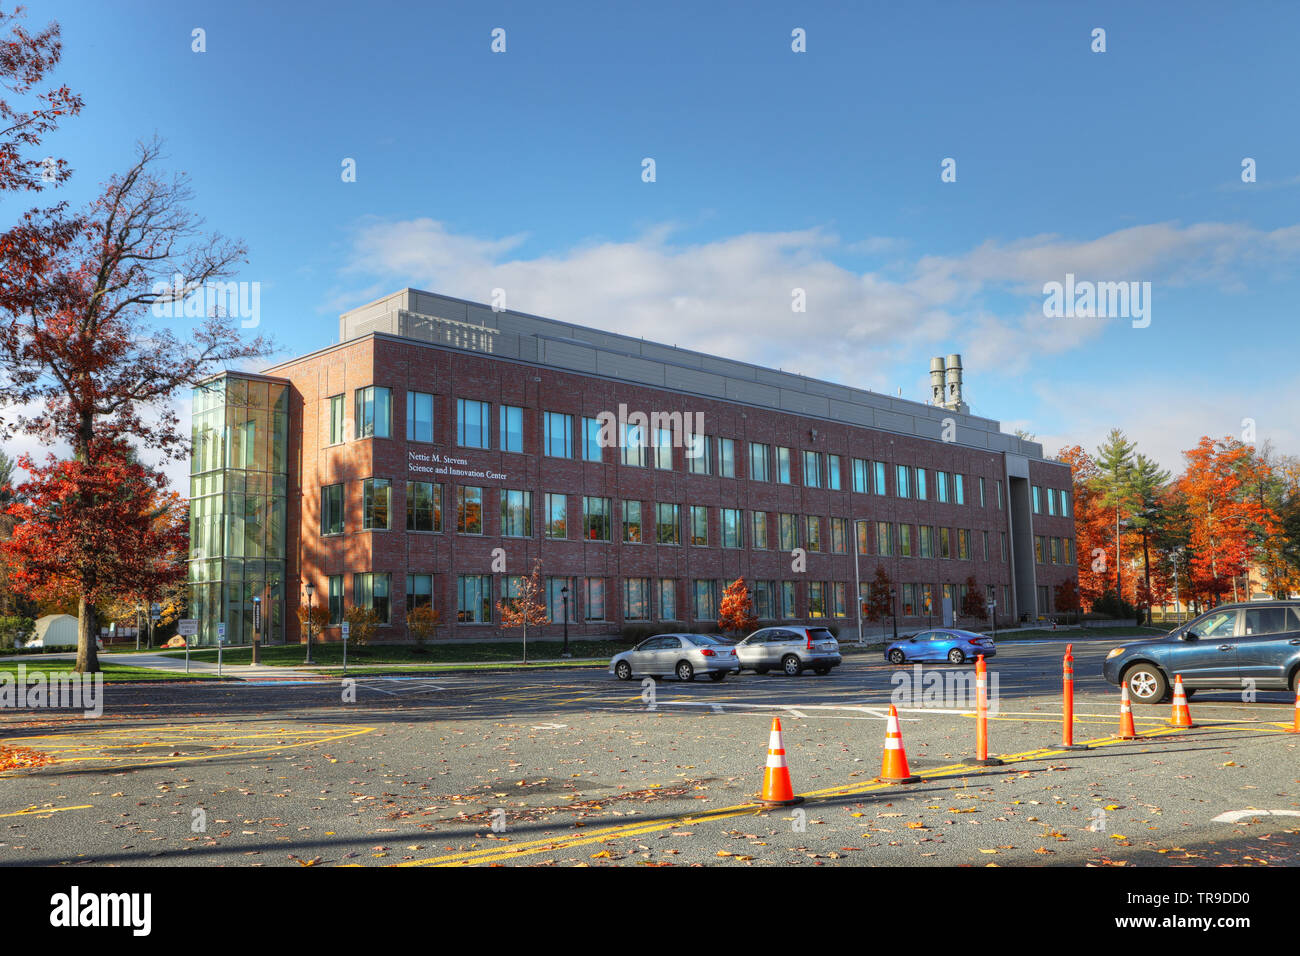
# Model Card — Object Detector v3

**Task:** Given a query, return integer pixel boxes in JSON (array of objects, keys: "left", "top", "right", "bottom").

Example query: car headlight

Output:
[{"left": 1105, "top": 647, "right": 1124, "bottom": 660}]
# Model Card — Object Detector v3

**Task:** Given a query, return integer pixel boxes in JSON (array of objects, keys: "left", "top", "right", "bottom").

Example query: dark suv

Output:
[{"left": 1102, "top": 600, "right": 1300, "bottom": 703}]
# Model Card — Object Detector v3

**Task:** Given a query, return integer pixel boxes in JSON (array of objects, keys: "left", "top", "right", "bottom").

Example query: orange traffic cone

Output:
[
  {"left": 879, "top": 704, "right": 920, "bottom": 784},
  {"left": 1290, "top": 687, "right": 1299, "bottom": 734},
  {"left": 1169, "top": 675, "right": 1196, "bottom": 728},
  {"left": 756, "top": 717, "right": 804, "bottom": 806},
  {"left": 1116, "top": 684, "right": 1139, "bottom": 740}
]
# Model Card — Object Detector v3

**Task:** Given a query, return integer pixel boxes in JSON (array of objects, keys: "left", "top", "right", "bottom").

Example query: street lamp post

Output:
[
  {"left": 852, "top": 518, "right": 864, "bottom": 646},
  {"left": 890, "top": 587, "right": 899, "bottom": 642},
  {"left": 135, "top": 604, "right": 142, "bottom": 651},
  {"left": 251, "top": 595, "right": 261, "bottom": 665},
  {"left": 561, "top": 585, "right": 570, "bottom": 657},
  {"left": 304, "top": 580, "right": 315, "bottom": 665}
]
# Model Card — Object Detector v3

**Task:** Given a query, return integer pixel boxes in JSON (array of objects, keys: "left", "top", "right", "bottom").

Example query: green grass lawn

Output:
[
  {"left": 157, "top": 640, "right": 629, "bottom": 667},
  {"left": 0, "top": 659, "right": 222, "bottom": 682}
]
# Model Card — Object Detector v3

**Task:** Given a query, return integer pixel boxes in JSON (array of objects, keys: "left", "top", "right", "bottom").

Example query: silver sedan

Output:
[{"left": 610, "top": 633, "right": 739, "bottom": 682}]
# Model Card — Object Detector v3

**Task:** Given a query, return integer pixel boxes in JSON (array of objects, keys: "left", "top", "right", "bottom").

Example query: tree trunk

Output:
[
  {"left": 75, "top": 595, "right": 100, "bottom": 674},
  {"left": 1141, "top": 529, "right": 1152, "bottom": 626}
]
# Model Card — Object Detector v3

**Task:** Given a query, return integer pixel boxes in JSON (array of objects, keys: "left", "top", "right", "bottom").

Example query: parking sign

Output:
[
  {"left": 341, "top": 622, "right": 350, "bottom": 641},
  {"left": 178, "top": 619, "right": 198, "bottom": 637},
  {"left": 217, "top": 622, "right": 227, "bottom": 643}
]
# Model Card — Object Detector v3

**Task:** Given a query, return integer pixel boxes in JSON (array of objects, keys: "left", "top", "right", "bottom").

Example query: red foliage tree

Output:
[
  {"left": 1057, "top": 445, "right": 1109, "bottom": 609},
  {"left": 2, "top": 442, "right": 187, "bottom": 630},
  {"left": 717, "top": 578, "right": 758, "bottom": 635}
]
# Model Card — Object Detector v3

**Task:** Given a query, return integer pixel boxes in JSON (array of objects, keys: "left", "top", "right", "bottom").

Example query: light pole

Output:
[
  {"left": 251, "top": 595, "right": 262, "bottom": 665},
  {"left": 135, "top": 603, "right": 142, "bottom": 651},
  {"left": 890, "top": 587, "right": 899, "bottom": 642},
  {"left": 852, "top": 518, "right": 864, "bottom": 645},
  {"left": 304, "top": 580, "right": 315, "bottom": 665},
  {"left": 561, "top": 585, "right": 570, "bottom": 657}
]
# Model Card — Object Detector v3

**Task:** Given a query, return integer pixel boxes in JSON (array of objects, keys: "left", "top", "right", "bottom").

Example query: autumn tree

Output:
[
  {"left": 406, "top": 603, "right": 441, "bottom": 648},
  {"left": 342, "top": 605, "right": 379, "bottom": 647},
  {"left": 717, "top": 578, "right": 758, "bottom": 636},
  {"left": 1178, "top": 436, "right": 1279, "bottom": 606},
  {"left": 497, "top": 560, "right": 548, "bottom": 663},
  {"left": 960, "top": 575, "right": 986, "bottom": 621},
  {"left": 1057, "top": 445, "right": 1108, "bottom": 608},
  {"left": 1054, "top": 579, "right": 1081, "bottom": 624},
  {"left": 295, "top": 602, "right": 329, "bottom": 642},
  {"left": 0, "top": 141, "right": 268, "bottom": 672},
  {"left": 864, "top": 565, "right": 894, "bottom": 628}
]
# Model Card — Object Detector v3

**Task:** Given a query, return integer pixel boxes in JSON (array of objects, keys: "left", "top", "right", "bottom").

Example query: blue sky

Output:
[{"left": 18, "top": 0, "right": 1300, "bottom": 488}]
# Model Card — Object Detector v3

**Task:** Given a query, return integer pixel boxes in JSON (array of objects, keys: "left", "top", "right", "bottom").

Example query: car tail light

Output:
[
  {"left": 700, "top": 648, "right": 715, "bottom": 656},
  {"left": 806, "top": 634, "right": 814, "bottom": 650}
]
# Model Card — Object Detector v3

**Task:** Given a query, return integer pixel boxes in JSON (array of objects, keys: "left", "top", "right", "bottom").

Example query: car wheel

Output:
[
  {"left": 782, "top": 654, "right": 803, "bottom": 676},
  {"left": 814, "top": 667, "right": 831, "bottom": 676},
  {"left": 888, "top": 649, "right": 906, "bottom": 665},
  {"left": 676, "top": 660, "right": 695, "bottom": 682},
  {"left": 1291, "top": 668, "right": 1299, "bottom": 693},
  {"left": 709, "top": 671, "right": 726, "bottom": 682},
  {"left": 948, "top": 648, "right": 966, "bottom": 665},
  {"left": 1124, "top": 663, "right": 1168, "bottom": 704},
  {"left": 614, "top": 660, "right": 632, "bottom": 681}
]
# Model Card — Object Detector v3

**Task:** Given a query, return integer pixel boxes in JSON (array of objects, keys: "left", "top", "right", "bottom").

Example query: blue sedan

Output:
[{"left": 885, "top": 629, "right": 996, "bottom": 665}]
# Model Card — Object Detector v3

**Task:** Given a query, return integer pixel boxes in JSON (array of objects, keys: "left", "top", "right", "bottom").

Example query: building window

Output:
[
  {"left": 1061, "top": 492, "right": 1071, "bottom": 518},
  {"left": 693, "top": 580, "right": 717, "bottom": 621},
  {"left": 457, "top": 398, "right": 490, "bottom": 449},
  {"left": 937, "top": 471, "right": 949, "bottom": 503},
  {"left": 753, "top": 580, "right": 776, "bottom": 620},
  {"left": 321, "top": 483, "right": 344, "bottom": 536},
  {"left": 1032, "top": 485, "right": 1042, "bottom": 514},
  {"left": 1001, "top": 532, "right": 1008, "bottom": 562},
  {"left": 856, "top": 519, "right": 869, "bottom": 555},
  {"left": 500, "top": 405, "right": 524, "bottom": 453},
  {"left": 690, "top": 505, "right": 709, "bottom": 546},
  {"left": 406, "top": 481, "right": 442, "bottom": 532},
  {"left": 780, "top": 580, "right": 797, "bottom": 619},
  {"left": 852, "top": 457, "right": 869, "bottom": 493},
  {"left": 355, "top": 386, "right": 392, "bottom": 439},
  {"left": 982, "top": 530, "right": 990, "bottom": 561},
  {"left": 996, "top": 480, "right": 1003, "bottom": 510},
  {"left": 776, "top": 447, "right": 792, "bottom": 484},
  {"left": 654, "top": 428, "right": 673, "bottom": 470},
  {"left": 896, "top": 464, "right": 910, "bottom": 499},
  {"left": 721, "top": 508, "right": 742, "bottom": 549},
  {"left": 326, "top": 575, "right": 344, "bottom": 625},
  {"left": 407, "top": 573, "right": 433, "bottom": 610},
  {"left": 873, "top": 461, "right": 887, "bottom": 495},
  {"left": 544, "top": 493, "right": 567, "bottom": 539},
  {"left": 407, "top": 391, "right": 434, "bottom": 443},
  {"left": 803, "top": 450, "right": 821, "bottom": 488},
  {"left": 353, "top": 572, "right": 391, "bottom": 625},
  {"left": 749, "top": 442, "right": 770, "bottom": 482},
  {"left": 656, "top": 503, "right": 680, "bottom": 545},
  {"left": 979, "top": 476, "right": 986, "bottom": 508},
  {"left": 581, "top": 416, "right": 602, "bottom": 462},
  {"left": 457, "top": 575, "right": 491, "bottom": 623},
  {"left": 624, "top": 578, "right": 650, "bottom": 620},
  {"left": 954, "top": 474, "right": 965, "bottom": 505},
  {"left": 957, "top": 529, "right": 971, "bottom": 560},
  {"left": 583, "top": 496, "right": 612, "bottom": 541},
  {"left": 1037, "top": 585, "right": 1051, "bottom": 615},
  {"left": 939, "top": 527, "right": 951, "bottom": 559},
  {"left": 1050, "top": 537, "right": 1061, "bottom": 564},
  {"left": 623, "top": 500, "right": 643, "bottom": 543},
  {"left": 751, "top": 511, "right": 769, "bottom": 549},
  {"left": 687, "top": 434, "right": 711, "bottom": 474},
  {"left": 805, "top": 515, "right": 821, "bottom": 552},
  {"left": 832, "top": 582, "right": 847, "bottom": 618},
  {"left": 779, "top": 513, "right": 797, "bottom": 551},
  {"left": 916, "top": 467, "right": 928, "bottom": 501},
  {"left": 1034, "top": 535, "right": 1045, "bottom": 563},
  {"left": 583, "top": 578, "right": 606, "bottom": 621},
  {"left": 1065, "top": 538, "right": 1074, "bottom": 564},
  {"left": 657, "top": 578, "right": 676, "bottom": 620},
  {"left": 457, "top": 486, "right": 483, "bottom": 535},
  {"left": 827, "top": 454, "right": 841, "bottom": 491},
  {"left": 544, "top": 578, "right": 571, "bottom": 623},
  {"left": 717, "top": 438, "right": 736, "bottom": 478},
  {"left": 809, "top": 582, "right": 826, "bottom": 618},
  {"left": 500, "top": 489, "right": 532, "bottom": 537},
  {"left": 876, "top": 521, "right": 892, "bottom": 556},
  {"left": 328, "top": 394, "right": 345, "bottom": 445},
  {"left": 830, "top": 517, "right": 847, "bottom": 554},
  {"left": 902, "top": 583, "right": 918, "bottom": 617},
  {"left": 622, "top": 423, "right": 648, "bottom": 468},
  {"left": 920, "top": 526, "right": 934, "bottom": 558},
  {"left": 362, "top": 478, "right": 391, "bottom": 530},
  {"left": 899, "top": 524, "right": 913, "bottom": 558},
  {"left": 544, "top": 411, "right": 572, "bottom": 457}
]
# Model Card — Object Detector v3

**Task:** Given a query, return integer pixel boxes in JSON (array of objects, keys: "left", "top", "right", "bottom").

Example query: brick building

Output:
[{"left": 186, "top": 289, "right": 1078, "bottom": 646}]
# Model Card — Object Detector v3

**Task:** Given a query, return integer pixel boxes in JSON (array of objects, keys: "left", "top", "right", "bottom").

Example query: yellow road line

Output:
[{"left": 0, "top": 804, "right": 92, "bottom": 818}]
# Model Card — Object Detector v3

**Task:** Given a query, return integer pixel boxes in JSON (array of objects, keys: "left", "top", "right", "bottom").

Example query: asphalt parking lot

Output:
[{"left": 0, "top": 638, "right": 1295, "bottom": 867}]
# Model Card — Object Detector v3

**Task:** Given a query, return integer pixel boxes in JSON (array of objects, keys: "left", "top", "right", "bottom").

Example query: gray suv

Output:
[{"left": 733, "top": 626, "right": 841, "bottom": 676}]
